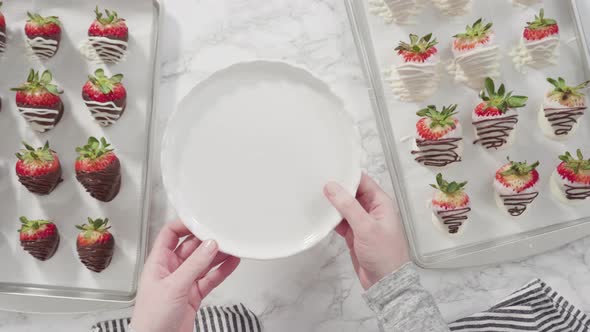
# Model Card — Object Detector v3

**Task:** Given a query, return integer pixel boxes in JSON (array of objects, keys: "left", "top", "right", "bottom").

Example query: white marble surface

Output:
[{"left": 3, "top": 0, "right": 590, "bottom": 331}]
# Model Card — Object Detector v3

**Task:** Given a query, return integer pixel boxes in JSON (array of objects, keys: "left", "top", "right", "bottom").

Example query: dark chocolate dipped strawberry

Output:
[
  {"left": 88, "top": 7, "right": 128, "bottom": 63},
  {"left": 76, "top": 218, "right": 115, "bottom": 273},
  {"left": 25, "top": 12, "right": 61, "bottom": 59},
  {"left": 19, "top": 216, "right": 60, "bottom": 261},
  {"left": 82, "top": 69, "right": 127, "bottom": 126},
  {"left": 16, "top": 141, "right": 63, "bottom": 195},
  {"left": 11, "top": 69, "right": 64, "bottom": 133},
  {"left": 75, "top": 137, "right": 121, "bottom": 202},
  {"left": 0, "top": 2, "right": 6, "bottom": 54}
]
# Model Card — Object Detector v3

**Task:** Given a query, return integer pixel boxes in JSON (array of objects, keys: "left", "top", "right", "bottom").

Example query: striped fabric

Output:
[
  {"left": 450, "top": 279, "right": 590, "bottom": 332},
  {"left": 91, "top": 303, "right": 261, "bottom": 332}
]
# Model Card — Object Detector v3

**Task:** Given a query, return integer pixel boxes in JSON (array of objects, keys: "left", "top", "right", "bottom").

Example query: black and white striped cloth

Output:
[
  {"left": 91, "top": 303, "right": 262, "bottom": 332},
  {"left": 450, "top": 279, "right": 590, "bottom": 332}
]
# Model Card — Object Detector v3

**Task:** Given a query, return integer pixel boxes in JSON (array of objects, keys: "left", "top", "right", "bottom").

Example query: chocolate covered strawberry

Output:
[
  {"left": 552, "top": 149, "right": 590, "bottom": 202},
  {"left": 11, "top": 69, "right": 64, "bottom": 132},
  {"left": 0, "top": 2, "right": 6, "bottom": 54},
  {"left": 539, "top": 77, "right": 589, "bottom": 139},
  {"left": 75, "top": 137, "right": 121, "bottom": 202},
  {"left": 76, "top": 218, "right": 115, "bottom": 273},
  {"left": 88, "top": 7, "right": 128, "bottom": 63},
  {"left": 494, "top": 159, "right": 540, "bottom": 217},
  {"left": 472, "top": 78, "right": 528, "bottom": 150},
  {"left": 391, "top": 33, "right": 441, "bottom": 102},
  {"left": 16, "top": 141, "right": 62, "bottom": 195},
  {"left": 411, "top": 104, "right": 463, "bottom": 167},
  {"left": 430, "top": 173, "right": 471, "bottom": 235},
  {"left": 513, "top": 9, "right": 560, "bottom": 70},
  {"left": 25, "top": 12, "right": 61, "bottom": 59},
  {"left": 19, "top": 216, "right": 60, "bottom": 261},
  {"left": 82, "top": 69, "right": 127, "bottom": 126},
  {"left": 450, "top": 18, "right": 500, "bottom": 89}
]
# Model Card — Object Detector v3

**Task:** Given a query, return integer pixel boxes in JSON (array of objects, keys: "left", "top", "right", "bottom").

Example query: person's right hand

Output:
[{"left": 324, "top": 173, "right": 410, "bottom": 290}]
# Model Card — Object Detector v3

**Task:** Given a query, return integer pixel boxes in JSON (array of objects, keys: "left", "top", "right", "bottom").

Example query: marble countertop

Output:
[{"left": 3, "top": 0, "right": 590, "bottom": 331}]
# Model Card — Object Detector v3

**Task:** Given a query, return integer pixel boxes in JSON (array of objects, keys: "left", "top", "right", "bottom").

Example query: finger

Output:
[
  {"left": 324, "top": 182, "right": 373, "bottom": 233},
  {"left": 169, "top": 240, "right": 219, "bottom": 288},
  {"left": 357, "top": 174, "right": 391, "bottom": 206},
  {"left": 334, "top": 221, "right": 350, "bottom": 238},
  {"left": 174, "top": 236, "right": 202, "bottom": 261},
  {"left": 153, "top": 220, "right": 194, "bottom": 251},
  {"left": 197, "top": 256, "right": 241, "bottom": 298}
]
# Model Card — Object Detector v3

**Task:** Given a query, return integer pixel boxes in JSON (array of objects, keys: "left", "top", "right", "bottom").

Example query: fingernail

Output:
[
  {"left": 325, "top": 182, "right": 343, "bottom": 197},
  {"left": 202, "top": 240, "right": 217, "bottom": 254}
]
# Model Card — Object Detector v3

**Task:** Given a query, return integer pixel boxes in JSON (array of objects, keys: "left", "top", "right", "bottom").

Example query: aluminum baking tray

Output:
[
  {"left": 345, "top": 0, "right": 590, "bottom": 268},
  {"left": 0, "top": 0, "right": 161, "bottom": 313}
]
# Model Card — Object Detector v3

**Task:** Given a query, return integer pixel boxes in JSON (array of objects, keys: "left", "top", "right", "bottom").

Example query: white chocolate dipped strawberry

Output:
[
  {"left": 494, "top": 159, "right": 540, "bottom": 217},
  {"left": 369, "top": 0, "right": 425, "bottom": 25},
  {"left": 538, "top": 77, "right": 589, "bottom": 140},
  {"left": 430, "top": 173, "right": 471, "bottom": 235},
  {"left": 389, "top": 33, "right": 441, "bottom": 102},
  {"left": 512, "top": 9, "right": 560, "bottom": 72},
  {"left": 431, "top": 0, "right": 472, "bottom": 17},
  {"left": 551, "top": 149, "right": 590, "bottom": 203},
  {"left": 449, "top": 19, "right": 500, "bottom": 89},
  {"left": 472, "top": 78, "right": 528, "bottom": 150},
  {"left": 411, "top": 104, "right": 463, "bottom": 167}
]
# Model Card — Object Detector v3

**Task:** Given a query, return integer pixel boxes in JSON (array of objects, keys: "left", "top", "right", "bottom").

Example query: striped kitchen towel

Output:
[
  {"left": 450, "top": 279, "right": 590, "bottom": 331},
  {"left": 91, "top": 303, "right": 262, "bottom": 332}
]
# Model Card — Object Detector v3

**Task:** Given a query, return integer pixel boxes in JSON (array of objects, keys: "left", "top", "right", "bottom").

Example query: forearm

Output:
[{"left": 363, "top": 262, "right": 450, "bottom": 332}]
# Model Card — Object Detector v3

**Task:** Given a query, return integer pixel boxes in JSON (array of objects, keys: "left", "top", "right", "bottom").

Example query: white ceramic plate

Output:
[{"left": 161, "top": 60, "right": 362, "bottom": 259}]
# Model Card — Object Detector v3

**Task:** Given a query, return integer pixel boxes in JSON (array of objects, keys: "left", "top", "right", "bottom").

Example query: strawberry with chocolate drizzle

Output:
[
  {"left": 75, "top": 137, "right": 121, "bottom": 202},
  {"left": 472, "top": 78, "right": 528, "bottom": 150},
  {"left": 19, "top": 216, "right": 60, "bottom": 261},
  {"left": 25, "top": 12, "right": 61, "bottom": 59},
  {"left": 0, "top": 2, "right": 7, "bottom": 55},
  {"left": 82, "top": 69, "right": 127, "bottom": 126},
  {"left": 88, "top": 7, "right": 129, "bottom": 63},
  {"left": 76, "top": 218, "right": 115, "bottom": 273},
  {"left": 11, "top": 69, "right": 64, "bottom": 132},
  {"left": 494, "top": 159, "right": 540, "bottom": 217},
  {"left": 539, "top": 77, "right": 589, "bottom": 139},
  {"left": 412, "top": 104, "right": 463, "bottom": 167},
  {"left": 552, "top": 149, "right": 590, "bottom": 202},
  {"left": 430, "top": 173, "right": 471, "bottom": 235},
  {"left": 16, "top": 141, "right": 63, "bottom": 195}
]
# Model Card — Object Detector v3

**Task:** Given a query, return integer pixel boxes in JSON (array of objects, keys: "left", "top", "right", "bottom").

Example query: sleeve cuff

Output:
[{"left": 362, "top": 262, "right": 419, "bottom": 313}]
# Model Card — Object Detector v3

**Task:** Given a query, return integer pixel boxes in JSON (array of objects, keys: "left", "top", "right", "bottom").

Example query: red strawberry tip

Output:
[{"left": 558, "top": 149, "right": 590, "bottom": 174}]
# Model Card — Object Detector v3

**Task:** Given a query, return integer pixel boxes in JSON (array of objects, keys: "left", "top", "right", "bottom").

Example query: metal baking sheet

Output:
[
  {"left": 345, "top": 0, "right": 590, "bottom": 268},
  {"left": 0, "top": 0, "right": 161, "bottom": 312}
]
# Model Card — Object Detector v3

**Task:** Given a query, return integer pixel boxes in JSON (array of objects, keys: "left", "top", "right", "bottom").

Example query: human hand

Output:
[
  {"left": 324, "top": 174, "right": 410, "bottom": 290},
  {"left": 131, "top": 220, "right": 240, "bottom": 332}
]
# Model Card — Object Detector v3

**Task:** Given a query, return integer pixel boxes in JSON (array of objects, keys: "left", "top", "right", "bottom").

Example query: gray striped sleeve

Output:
[{"left": 362, "top": 262, "right": 450, "bottom": 332}]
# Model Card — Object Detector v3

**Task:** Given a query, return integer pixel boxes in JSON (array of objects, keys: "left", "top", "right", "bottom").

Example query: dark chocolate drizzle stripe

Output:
[
  {"left": 436, "top": 207, "right": 471, "bottom": 234},
  {"left": 500, "top": 192, "right": 539, "bottom": 217},
  {"left": 17, "top": 166, "right": 63, "bottom": 195},
  {"left": 77, "top": 237, "right": 115, "bottom": 273},
  {"left": 412, "top": 137, "right": 462, "bottom": 167},
  {"left": 473, "top": 114, "right": 518, "bottom": 149},
  {"left": 76, "top": 158, "right": 121, "bottom": 202},
  {"left": 565, "top": 184, "right": 590, "bottom": 200},
  {"left": 21, "top": 232, "right": 59, "bottom": 261},
  {"left": 544, "top": 106, "right": 586, "bottom": 136}
]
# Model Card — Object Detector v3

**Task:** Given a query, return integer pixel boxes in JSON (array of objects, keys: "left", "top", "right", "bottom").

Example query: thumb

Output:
[
  {"left": 169, "top": 239, "right": 218, "bottom": 289},
  {"left": 324, "top": 182, "right": 372, "bottom": 233}
]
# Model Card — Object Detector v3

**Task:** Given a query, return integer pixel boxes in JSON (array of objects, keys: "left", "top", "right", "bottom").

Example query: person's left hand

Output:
[{"left": 131, "top": 220, "right": 241, "bottom": 332}]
